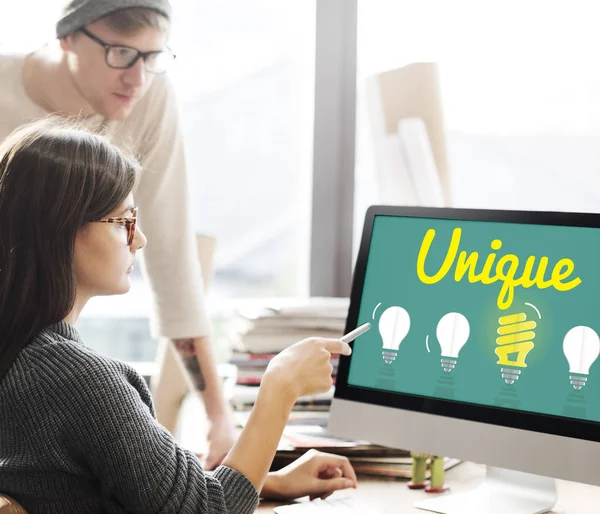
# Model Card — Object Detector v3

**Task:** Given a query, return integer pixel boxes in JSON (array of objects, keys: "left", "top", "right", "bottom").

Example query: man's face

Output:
[{"left": 61, "top": 20, "right": 169, "bottom": 120}]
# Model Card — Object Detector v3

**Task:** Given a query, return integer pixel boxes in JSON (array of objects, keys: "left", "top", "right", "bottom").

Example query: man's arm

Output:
[
  {"left": 117, "top": 74, "right": 236, "bottom": 467},
  {"left": 172, "top": 338, "right": 206, "bottom": 392},
  {"left": 173, "top": 335, "right": 231, "bottom": 419},
  {"left": 173, "top": 336, "right": 236, "bottom": 469}
]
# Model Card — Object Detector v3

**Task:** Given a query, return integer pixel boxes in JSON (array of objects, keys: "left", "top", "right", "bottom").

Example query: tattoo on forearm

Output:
[{"left": 173, "top": 338, "right": 206, "bottom": 391}]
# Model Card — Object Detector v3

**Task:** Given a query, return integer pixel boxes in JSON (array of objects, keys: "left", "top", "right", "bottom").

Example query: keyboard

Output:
[{"left": 273, "top": 496, "right": 384, "bottom": 513}]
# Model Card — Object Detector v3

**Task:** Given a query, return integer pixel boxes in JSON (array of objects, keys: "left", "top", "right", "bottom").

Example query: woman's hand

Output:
[
  {"left": 220, "top": 338, "right": 351, "bottom": 494},
  {"left": 262, "top": 338, "right": 352, "bottom": 403},
  {"left": 261, "top": 450, "right": 358, "bottom": 501}
]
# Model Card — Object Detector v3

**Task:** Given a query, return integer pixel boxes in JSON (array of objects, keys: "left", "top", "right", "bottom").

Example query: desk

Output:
[{"left": 256, "top": 462, "right": 600, "bottom": 513}]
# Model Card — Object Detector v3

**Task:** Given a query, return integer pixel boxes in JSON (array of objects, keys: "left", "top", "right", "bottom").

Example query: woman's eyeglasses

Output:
[
  {"left": 79, "top": 27, "right": 176, "bottom": 74},
  {"left": 96, "top": 207, "right": 138, "bottom": 245}
]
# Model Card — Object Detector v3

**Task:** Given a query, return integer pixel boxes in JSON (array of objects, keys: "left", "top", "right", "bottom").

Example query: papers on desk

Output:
[
  {"left": 231, "top": 386, "right": 335, "bottom": 412},
  {"left": 279, "top": 424, "right": 368, "bottom": 451},
  {"left": 226, "top": 297, "right": 348, "bottom": 354},
  {"left": 227, "top": 298, "right": 345, "bottom": 413},
  {"left": 268, "top": 419, "right": 461, "bottom": 479},
  {"left": 235, "top": 406, "right": 436, "bottom": 478},
  {"left": 274, "top": 495, "right": 385, "bottom": 513}
]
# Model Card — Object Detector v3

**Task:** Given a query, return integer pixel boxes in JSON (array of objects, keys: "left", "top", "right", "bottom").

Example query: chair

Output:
[
  {"left": 151, "top": 234, "right": 217, "bottom": 435},
  {"left": 365, "top": 62, "right": 451, "bottom": 206},
  {"left": 0, "top": 494, "right": 27, "bottom": 514}
]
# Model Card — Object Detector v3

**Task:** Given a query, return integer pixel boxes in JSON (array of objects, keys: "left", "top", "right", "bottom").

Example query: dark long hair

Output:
[{"left": 0, "top": 118, "right": 139, "bottom": 379}]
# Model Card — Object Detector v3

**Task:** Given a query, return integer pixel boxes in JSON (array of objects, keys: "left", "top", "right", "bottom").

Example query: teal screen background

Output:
[{"left": 347, "top": 215, "right": 600, "bottom": 423}]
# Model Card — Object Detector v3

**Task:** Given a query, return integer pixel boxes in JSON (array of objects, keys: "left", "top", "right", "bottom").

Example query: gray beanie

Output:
[{"left": 56, "top": 0, "right": 172, "bottom": 38}]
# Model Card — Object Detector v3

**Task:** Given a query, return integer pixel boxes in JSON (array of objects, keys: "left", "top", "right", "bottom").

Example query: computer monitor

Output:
[{"left": 329, "top": 205, "right": 600, "bottom": 514}]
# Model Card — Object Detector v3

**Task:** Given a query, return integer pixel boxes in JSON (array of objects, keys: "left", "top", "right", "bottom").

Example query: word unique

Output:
[{"left": 416, "top": 228, "right": 581, "bottom": 309}]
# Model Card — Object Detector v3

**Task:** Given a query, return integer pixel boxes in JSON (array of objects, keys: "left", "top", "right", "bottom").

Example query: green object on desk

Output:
[
  {"left": 408, "top": 451, "right": 429, "bottom": 489},
  {"left": 412, "top": 455, "right": 427, "bottom": 483},
  {"left": 429, "top": 457, "right": 445, "bottom": 488}
]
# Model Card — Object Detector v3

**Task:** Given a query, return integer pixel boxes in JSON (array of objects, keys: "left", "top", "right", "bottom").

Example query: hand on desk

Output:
[
  {"left": 197, "top": 415, "right": 237, "bottom": 470},
  {"left": 261, "top": 449, "right": 358, "bottom": 501}
]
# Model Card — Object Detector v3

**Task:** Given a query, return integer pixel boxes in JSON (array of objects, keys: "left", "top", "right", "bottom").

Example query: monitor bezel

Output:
[{"left": 334, "top": 205, "right": 600, "bottom": 444}]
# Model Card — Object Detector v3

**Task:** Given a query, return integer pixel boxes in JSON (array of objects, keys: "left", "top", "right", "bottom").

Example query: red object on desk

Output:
[
  {"left": 425, "top": 483, "right": 450, "bottom": 493},
  {"left": 407, "top": 480, "right": 428, "bottom": 490}
]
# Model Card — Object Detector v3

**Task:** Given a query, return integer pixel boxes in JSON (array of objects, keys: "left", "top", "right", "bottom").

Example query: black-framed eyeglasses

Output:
[{"left": 79, "top": 27, "right": 176, "bottom": 74}]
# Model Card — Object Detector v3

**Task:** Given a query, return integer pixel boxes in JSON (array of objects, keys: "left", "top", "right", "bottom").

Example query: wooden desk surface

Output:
[{"left": 256, "top": 462, "right": 600, "bottom": 513}]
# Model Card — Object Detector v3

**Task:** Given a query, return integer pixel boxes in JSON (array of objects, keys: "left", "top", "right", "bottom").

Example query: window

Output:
[
  {"left": 355, "top": 0, "right": 600, "bottom": 235},
  {"left": 170, "top": 0, "right": 315, "bottom": 301},
  {"left": 0, "top": 4, "right": 59, "bottom": 48}
]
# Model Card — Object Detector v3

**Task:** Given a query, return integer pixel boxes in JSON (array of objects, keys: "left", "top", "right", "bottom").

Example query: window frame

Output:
[{"left": 310, "top": 0, "right": 358, "bottom": 298}]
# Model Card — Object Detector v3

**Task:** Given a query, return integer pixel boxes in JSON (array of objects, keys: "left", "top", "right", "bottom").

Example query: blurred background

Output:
[{"left": 3, "top": 0, "right": 600, "bottom": 366}]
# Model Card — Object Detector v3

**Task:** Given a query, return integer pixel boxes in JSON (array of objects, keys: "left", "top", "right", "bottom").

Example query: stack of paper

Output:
[
  {"left": 226, "top": 297, "right": 348, "bottom": 400},
  {"left": 233, "top": 411, "right": 460, "bottom": 479},
  {"left": 231, "top": 386, "right": 335, "bottom": 413},
  {"left": 226, "top": 297, "right": 349, "bottom": 354},
  {"left": 269, "top": 422, "right": 461, "bottom": 479}
]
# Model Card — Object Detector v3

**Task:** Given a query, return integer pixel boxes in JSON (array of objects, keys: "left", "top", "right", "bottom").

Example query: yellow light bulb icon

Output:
[{"left": 495, "top": 312, "right": 536, "bottom": 384}]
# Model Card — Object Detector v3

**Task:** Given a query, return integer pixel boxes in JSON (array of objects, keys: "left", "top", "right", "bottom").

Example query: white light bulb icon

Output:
[
  {"left": 562, "top": 326, "right": 600, "bottom": 390},
  {"left": 378, "top": 306, "right": 411, "bottom": 364},
  {"left": 436, "top": 312, "right": 470, "bottom": 372}
]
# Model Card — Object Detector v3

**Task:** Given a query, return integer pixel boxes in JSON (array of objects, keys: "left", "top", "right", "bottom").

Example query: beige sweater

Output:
[{"left": 0, "top": 51, "right": 210, "bottom": 340}]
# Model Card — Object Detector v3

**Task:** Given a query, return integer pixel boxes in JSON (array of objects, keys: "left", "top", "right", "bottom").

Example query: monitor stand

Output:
[{"left": 413, "top": 466, "right": 557, "bottom": 514}]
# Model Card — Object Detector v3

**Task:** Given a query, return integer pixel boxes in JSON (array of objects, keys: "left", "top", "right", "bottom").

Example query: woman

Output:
[{"left": 0, "top": 118, "right": 356, "bottom": 513}]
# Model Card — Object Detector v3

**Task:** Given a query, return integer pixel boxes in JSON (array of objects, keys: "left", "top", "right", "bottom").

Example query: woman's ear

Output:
[{"left": 59, "top": 35, "right": 75, "bottom": 53}]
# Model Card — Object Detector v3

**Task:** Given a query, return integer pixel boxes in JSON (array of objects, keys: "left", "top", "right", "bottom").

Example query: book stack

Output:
[
  {"left": 227, "top": 297, "right": 349, "bottom": 355},
  {"left": 227, "top": 297, "right": 348, "bottom": 413},
  {"left": 233, "top": 410, "right": 460, "bottom": 479},
  {"left": 273, "top": 423, "right": 461, "bottom": 478}
]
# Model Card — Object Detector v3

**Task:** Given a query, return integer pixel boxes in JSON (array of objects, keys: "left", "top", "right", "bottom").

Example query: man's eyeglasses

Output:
[
  {"left": 96, "top": 207, "right": 138, "bottom": 246},
  {"left": 79, "top": 27, "right": 175, "bottom": 74}
]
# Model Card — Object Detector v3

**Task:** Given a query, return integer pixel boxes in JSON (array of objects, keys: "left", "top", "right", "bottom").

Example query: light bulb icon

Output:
[
  {"left": 495, "top": 312, "right": 536, "bottom": 384},
  {"left": 436, "top": 312, "right": 470, "bottom": 372},
  {"left": 562, "top": 326, "right": 600, "bottom": 390},
  {"left": 378, "top": 306, "right": 410, "bottom": 364}
]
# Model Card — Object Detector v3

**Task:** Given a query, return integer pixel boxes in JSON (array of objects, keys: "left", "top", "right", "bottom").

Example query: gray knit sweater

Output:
[{"left": 0, "top": 322, "right": 259, "bottom": 513}]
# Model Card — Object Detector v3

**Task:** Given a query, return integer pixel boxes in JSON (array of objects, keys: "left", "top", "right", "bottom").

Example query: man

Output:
[{"left": 0, "top": 0, "right": 235, "bottom": 469}]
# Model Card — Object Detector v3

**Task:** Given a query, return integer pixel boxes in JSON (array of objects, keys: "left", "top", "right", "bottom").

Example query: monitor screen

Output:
[{"left": 341, "top": 208, "right": 600, "bottom": 431}]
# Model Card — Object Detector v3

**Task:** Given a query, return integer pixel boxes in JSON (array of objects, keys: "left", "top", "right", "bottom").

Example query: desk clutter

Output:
[
  {"left": 233, "top": 401, "right": 459, "bottom": 480},
  {"left": 226, "top": 296, "right": 346, "bottom": 411},
  {"left": 226, "top": 296, "right": 349, "bottom": 356},
  {"left": 224, "top": 297, "right": 460, "bottom": 481},
  {"left": 273, "top": 495, "right": 384, "bottom": 513}
]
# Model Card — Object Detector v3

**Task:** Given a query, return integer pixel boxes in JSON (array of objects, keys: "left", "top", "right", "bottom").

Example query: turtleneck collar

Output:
[{"left": 45, "top": 321, "right": 83, "bottom": 344}]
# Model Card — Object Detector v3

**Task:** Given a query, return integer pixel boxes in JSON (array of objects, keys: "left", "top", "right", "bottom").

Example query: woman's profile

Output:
[{"left": 0, "top": 118, "right": 355, "bottom": 513}]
